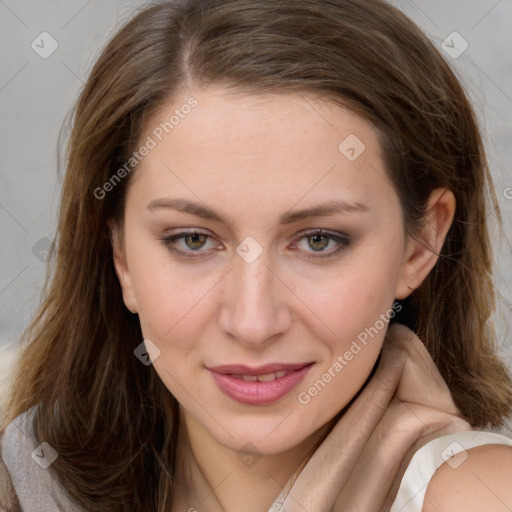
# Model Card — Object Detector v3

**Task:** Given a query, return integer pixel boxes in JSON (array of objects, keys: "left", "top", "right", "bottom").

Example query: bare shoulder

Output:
[{"left": 422, "top": 443, "right": 512, "bottom": 511}]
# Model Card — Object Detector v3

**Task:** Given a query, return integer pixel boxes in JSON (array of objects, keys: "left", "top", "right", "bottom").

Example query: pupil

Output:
[
  {"left": 310, "top": 234, "right": 328, "bottom": 251},
  {"left": 187, "top": 234, "right": 205, "bottom": 249}
]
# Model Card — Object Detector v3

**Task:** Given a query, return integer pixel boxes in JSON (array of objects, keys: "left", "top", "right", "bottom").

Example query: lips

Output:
[{"left": 208, "top": 362, "right": 313, "bottom": 405}]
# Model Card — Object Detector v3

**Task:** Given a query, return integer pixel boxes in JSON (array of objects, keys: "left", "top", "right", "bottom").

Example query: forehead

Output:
[
  {"left": 145, "top": 86, "right": 380, "bottom": 156},
  {"left": 126, "top": 86, "right": 398, "bottom": 228}
]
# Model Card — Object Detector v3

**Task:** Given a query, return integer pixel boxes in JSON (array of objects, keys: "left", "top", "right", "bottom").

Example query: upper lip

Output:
[{"left": 208, "top": 362, "right": 313, "bottom": 375}]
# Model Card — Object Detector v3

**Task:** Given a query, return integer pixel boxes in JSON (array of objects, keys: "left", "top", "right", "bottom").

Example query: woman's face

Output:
[{"left": 112, "top": 86, "right": 413, "bottom": 455}]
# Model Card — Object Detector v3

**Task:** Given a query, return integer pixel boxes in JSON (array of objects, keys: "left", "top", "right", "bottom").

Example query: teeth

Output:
[
  {"left": 235, "top": 371, "right": 288, "bottom": 382},
  {"left": 257, "top": 372, "right": 277, "bottom": 382}
]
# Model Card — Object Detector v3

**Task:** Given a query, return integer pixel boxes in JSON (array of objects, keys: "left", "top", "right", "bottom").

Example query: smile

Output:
[
  {"left": 207, "top": 362, "right": 314, "bottom": 405},
  {"left": 231, "top": 371, "right": 288, "bottom": 382}
]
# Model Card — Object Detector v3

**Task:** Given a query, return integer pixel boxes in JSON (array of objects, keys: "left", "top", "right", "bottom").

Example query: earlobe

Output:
[
  {"left": 109, "top": 221, "right": 139, "bottom": 314},
  {"left": 395, "top": 188, "right": 456, "bottom": 300}
]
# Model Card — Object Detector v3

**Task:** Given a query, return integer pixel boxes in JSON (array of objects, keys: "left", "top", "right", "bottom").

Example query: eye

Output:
[
  {"left": 159, "top": 228, "right": 351, "bottom": 261},
  {"left": 290, "top": 229, "right": 351, "bottom": 259},
  {"left": 159, "top": 230, "right": 222, "bottom": 259}
]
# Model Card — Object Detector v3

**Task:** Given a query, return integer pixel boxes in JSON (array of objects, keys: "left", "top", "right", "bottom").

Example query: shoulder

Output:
[
  {"left": 423, "top": 442, "right": 512, "bottom": 511},
  {"left": 0, "top": 452, "right": 21, "bottom": 511},
  {"left": 1, "top": 406, "right": 82, "bottom": 512},
  {"left": 0, "top": 410, "right": 30, "bottom": 512}
]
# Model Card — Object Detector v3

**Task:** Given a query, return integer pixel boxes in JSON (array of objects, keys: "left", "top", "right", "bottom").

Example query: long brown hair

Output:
[{"left": 3, "top": 0, "right": 512, "bottom": 510}]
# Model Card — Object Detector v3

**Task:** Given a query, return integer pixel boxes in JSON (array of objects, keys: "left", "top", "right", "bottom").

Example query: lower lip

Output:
[{"left": 209, "top": 365, "right": 313, "bottom": 405}]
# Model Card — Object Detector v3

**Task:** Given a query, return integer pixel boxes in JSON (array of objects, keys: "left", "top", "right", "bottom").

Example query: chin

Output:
[{"left": 203, "top": 410, "right": 321, "bottom": 456}]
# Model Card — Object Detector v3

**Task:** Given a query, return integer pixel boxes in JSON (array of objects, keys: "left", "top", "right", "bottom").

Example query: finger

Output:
[
  {"left": 329, "top": 325, "right": 469, "bottom": 511},
  {"left": 277, "top": 328, "right": 412, "bottom": 512},
  {"left": 331, "top": 399, "right": 471, "bottom": 512}
]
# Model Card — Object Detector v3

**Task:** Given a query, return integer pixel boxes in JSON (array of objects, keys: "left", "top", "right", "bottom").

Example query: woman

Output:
[{"left": 1, "top": 0, "right": 512, "bottom": 510}]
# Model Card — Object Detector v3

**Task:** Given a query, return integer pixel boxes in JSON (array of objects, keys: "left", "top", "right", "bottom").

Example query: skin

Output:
[
  {"left": 111, "top": 85, "right": 457, "bottom": 511},
  {"left": 423, "top": 444, "right": 512, "bottom": 511}
]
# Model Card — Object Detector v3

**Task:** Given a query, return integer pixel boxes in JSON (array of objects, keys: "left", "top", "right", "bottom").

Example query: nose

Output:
[{"left": 217, "top": 248, "right": 292, "bottom": 348}]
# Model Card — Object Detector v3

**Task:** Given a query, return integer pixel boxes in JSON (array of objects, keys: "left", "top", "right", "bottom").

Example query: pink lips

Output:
[{"left": 208, "top": 362, "right": 313, "bottom": 405}]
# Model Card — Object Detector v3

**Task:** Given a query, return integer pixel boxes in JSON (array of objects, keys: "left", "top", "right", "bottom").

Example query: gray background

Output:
[{"left": 1, "top": 1, "right": 511, "bottom": 365}]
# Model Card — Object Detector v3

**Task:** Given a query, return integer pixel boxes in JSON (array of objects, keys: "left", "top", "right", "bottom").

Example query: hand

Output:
[{"left": 273, "top": 323, "right": 471, "bottom": 512}]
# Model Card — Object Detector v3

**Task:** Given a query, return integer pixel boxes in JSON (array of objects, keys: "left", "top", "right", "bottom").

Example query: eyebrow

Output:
[{"left": 146, "top": 197, "right": 370, "bottom": 227}]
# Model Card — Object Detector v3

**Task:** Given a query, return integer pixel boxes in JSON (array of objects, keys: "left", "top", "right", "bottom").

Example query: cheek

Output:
[
  {"left": 134, "top": 277, "right": 206, "bottom": 342},
  {"left": 130, "top": 264, "right": 214, "bottom": 401},
  {"left": 291, "top": 249, "right": 401, "bottom": 408},
  {"left": 293, "top": 251, "right": 400, "bottom": 350},
  {"left": 125, "top": 227, "right": 216, "bottom": 344}
]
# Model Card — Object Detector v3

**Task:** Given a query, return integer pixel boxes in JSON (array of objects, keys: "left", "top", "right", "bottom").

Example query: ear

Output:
[
  {"left": 395, "top": 188, "right": 456, "bottom": 300},
  {"left": 109, "top": 220, "right": 139, "bottom": 314}
]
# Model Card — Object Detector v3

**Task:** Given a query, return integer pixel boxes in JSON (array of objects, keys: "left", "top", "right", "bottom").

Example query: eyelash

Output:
[{"left": 159, "top": 229, "right": 351, "bottom": 260}]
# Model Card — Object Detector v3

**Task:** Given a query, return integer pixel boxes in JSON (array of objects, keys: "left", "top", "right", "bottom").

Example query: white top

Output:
[
  {"left": 390, "top": 430, "right": 512, "bottom": 511},
  {"left": 2, "top": 407, "right": 512, "bottom": 511}
]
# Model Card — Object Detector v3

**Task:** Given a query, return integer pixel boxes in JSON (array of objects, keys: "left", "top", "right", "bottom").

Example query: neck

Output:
[{"left": 173, "top": 410, "right": 336, "bottom": 512}]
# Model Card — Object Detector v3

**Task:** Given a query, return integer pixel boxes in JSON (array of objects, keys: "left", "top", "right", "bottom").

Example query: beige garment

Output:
[{"left": 172, "top": 322, "right": 472, "bottom": 512}]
